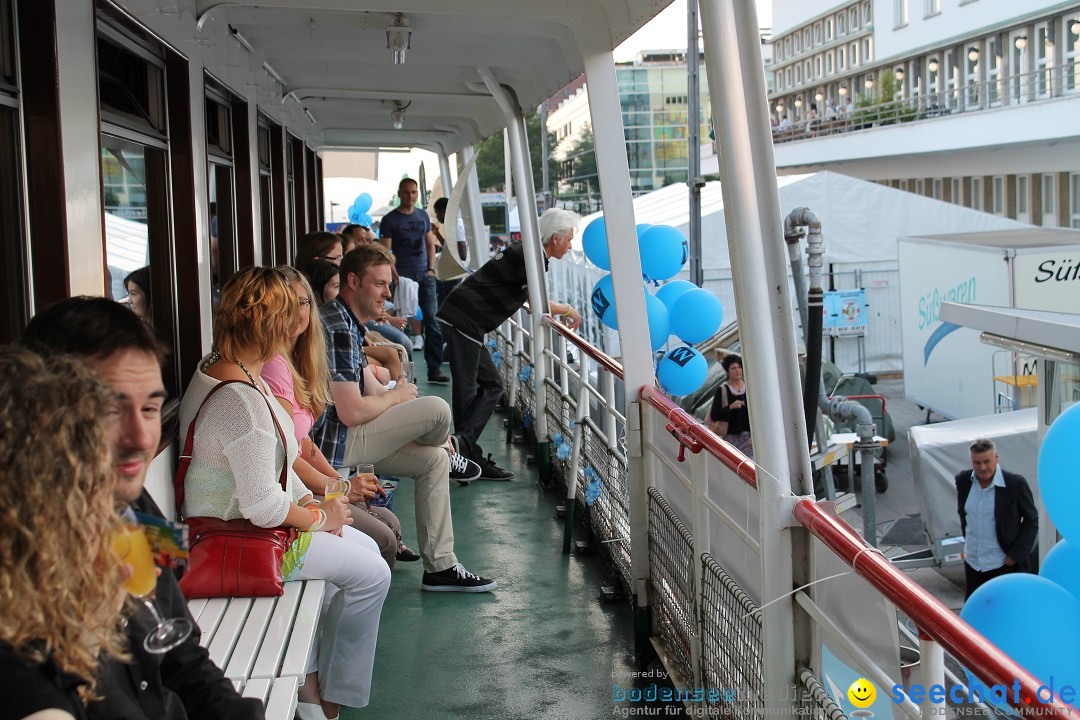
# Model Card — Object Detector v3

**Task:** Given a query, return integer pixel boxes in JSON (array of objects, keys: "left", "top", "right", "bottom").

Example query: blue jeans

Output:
[
  {"left": 366, "top": 321, "right": 413, "bottom": 354},
  {"left": 399, "top": 270, "right": 443, "bottom": 374}
]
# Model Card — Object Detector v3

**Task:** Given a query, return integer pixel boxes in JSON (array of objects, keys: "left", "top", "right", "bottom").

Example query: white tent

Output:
[{"left": 551, "top": 171, "right": 1030, "bottom": 371}]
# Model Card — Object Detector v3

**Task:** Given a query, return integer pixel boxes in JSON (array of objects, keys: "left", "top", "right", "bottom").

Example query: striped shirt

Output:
[
  {"left": 436, "top": 242, "right": 546, "bottom": 343},
  {"left": 314, "top": 296, "right": 368, "bottom": 467}
]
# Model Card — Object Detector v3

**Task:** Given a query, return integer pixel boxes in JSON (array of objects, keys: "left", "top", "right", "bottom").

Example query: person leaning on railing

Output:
[
  {"left": 0, "top": 348, "right": 129, "bottom": 720},
  {"left": 178, "top": 267, "right": 390, "bottom": 720}
]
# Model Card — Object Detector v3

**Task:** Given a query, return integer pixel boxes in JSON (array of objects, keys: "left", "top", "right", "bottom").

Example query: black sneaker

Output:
[
  {"left": 449, "top": 452, "right": 482, "bottom": 484},
  {"left": 479, "top": 455, "right": 515, "bottom": 481},
  {"left": 427, "top": 370, "right": 450, "bottom": 384},
  {"left": 421, "top": 563, "right": 497, "bottom": 592}
]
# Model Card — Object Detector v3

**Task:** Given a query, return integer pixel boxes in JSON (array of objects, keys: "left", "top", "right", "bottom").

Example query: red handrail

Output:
[
  {"left": 639, "top": 385, "right": 757, "bottom": 488},
  {"left": 541, "top": 313, "right": 625, "bottom": 379},
  {"left": 794, "top": 499, "right": 1076, "bottom": 715},
  {"left": 536, "top": 319, "right": 1074, "bottom": 714}
]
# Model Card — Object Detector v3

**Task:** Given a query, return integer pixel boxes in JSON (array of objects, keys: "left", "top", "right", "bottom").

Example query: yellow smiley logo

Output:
[{"left": 847, "top": 678, "right": 876, "bottom": 708}]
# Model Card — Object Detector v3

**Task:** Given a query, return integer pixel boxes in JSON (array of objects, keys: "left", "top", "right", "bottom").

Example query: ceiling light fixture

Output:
[
  {"left": 1071, "top": 20, "right": 1080, "bottom": 37},
  {"left": 968, "top": 47, "right": 980, "bottom": 63},
  {"left": 894, "top": 68, "right": 904, "bottom": 82},
  {"left": 864, "top": 76, "right": 874, "bottom": 89},
  {"left": 928, "top": 58, "right": 939, "bottom": 73},
  {"left": 815, "top": 91, "right": 824, "bottom": 102},
  {"left": 838, "top": 84, "right": 848, "bottom": 96},
  {"left": 390, "top": 100, "right": 410, "bottom": 130},
  {"left": 386, "top": 14, "right": 412, "bottom": 65}
]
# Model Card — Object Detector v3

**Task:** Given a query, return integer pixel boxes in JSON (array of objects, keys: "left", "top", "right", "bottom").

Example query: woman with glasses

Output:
[{"left": 295, "top": 231, "right": 345, "bottom": 270}]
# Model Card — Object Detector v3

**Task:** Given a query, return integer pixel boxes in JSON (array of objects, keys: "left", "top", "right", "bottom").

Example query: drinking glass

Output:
[
  {"left": 402, "top": 361, "right": 414, "bottom": 383},
  {"left": 324, "top": 476, "right": 351, "bottom": 502},
  {"left": 111, "top": 523, "right": 193, "bottom": 654}
]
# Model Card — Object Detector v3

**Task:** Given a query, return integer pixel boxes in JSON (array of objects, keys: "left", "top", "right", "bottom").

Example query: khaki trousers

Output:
[{"left": 343, "top": 396, "right": 456, "bottom": 573}]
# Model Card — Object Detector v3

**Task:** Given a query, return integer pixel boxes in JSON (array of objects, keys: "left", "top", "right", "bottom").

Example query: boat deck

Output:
[{"left": 345, "top": 376, "right": 648, "bottom": 719}]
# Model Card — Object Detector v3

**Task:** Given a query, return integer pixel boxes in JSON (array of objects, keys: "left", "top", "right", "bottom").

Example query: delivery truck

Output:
[{"left": 898, "top": 228, "right": 1080, "bottom": 420}]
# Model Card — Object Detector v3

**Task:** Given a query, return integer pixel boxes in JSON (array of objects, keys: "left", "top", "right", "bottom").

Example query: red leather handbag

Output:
[{"left": 176, "top": 380, "right": 299, "bottom": 598}]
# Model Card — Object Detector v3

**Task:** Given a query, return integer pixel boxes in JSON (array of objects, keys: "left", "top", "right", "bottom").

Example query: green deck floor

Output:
[{"left": 341, "top": 374, "right": 640, "bottom": 719}]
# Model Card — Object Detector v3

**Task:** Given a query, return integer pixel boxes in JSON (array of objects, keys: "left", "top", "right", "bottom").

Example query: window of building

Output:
[
  {"left": 838, "top": 11, "right": 847, "bottom": 36},
  {"left": 915, "top": 179, "right": 924, "bottom": 195},
  {"left": 1042, "top": 173, "right": 1056, "bottom": 225},
  {"left": 837, "top": 46, "right": 846, "bottom": 70},
  {"left": 795, "top": 64, "right": 802, "bottom": 84},
  {"left": 987, "top": 34, "right": 1003, "bottom": 106},
  {"left": 992, "top": 176, "right": 1004, "bottom": 214},
  {"left": 863, "top": 1, "right": 872, "bottom": 25},
  {"left": 826, "top": 52, "right": 834, "bottom": 74},
  {"left": 862, "top": 37, "right": 873, "bottom": 64},
  {"left": 826, "top": 17, "right": 834, "bottom": 41},
  {"left": 794, "top": 32, "right": 802, "bottom": 54},
  {"left": 1035, "top": 22, "right": 1051, "bottom": 98},
  {"left": 965, "top": 43, "right": 981, "bottom": 108},
  {"left": 257, "top": 116, "right": 275, "bottom": 264},
  {"left": 785, "top": 37, "right": 792, "bottom": 58},
  {"left": 849, "top": 8, "right": 859, "bottom": 31},
  {"left": 814, "top": 55, "right": 822, "bottom": 78},
  {"left": 850, "top": 42, "right": 859, "bottom": 67},
  {"left": 1017, "top": 174, "right": 1030, "bottom": 223},
  {"left": 894, "top": 0, "right": 908, "bottom": 28},
  {"left": 1070, "top": 173, "right": 1080, "bottom": 228},
  {"left": 1064, "top": 14, "right": 1079, "bottom": 93},
  {"left": 925, "top": 0, "right": 941, "bottom": 18},
  {"left": 971, "top": 177, "right": 983, "bottom": 210},
  {"left": 803, "top": 28, "right": 811, "bottom": 50},
  {"left": 951, "top": 178, "right": 962, "bottom": 205},
  {"left": 814, "top": 22, "right": 822, "bottom": 45},
  {"left": 932, "top": 178, "right": 943, "bottom": 199}
]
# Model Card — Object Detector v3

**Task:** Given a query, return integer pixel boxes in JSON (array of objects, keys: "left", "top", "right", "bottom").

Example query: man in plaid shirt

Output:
[{"left": 316, "top": 244, "right": 495, "bottom": 593}]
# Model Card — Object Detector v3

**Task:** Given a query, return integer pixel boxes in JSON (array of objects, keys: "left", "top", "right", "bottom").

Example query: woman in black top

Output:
[
  {"left": 0, "top": 349, "right": 129, "bottom": 719},
  {"left": 708, "top": 354, "right": 753, "bottom": 459}
]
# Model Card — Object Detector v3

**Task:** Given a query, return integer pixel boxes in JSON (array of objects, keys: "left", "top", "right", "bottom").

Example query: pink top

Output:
[{"left": 262, "top": 354, "right": 316, "bottom": 443}]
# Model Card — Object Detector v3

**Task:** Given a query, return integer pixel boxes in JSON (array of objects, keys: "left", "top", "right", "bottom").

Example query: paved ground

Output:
[{"left": 835, "top": 377, "right": 967, "bottom": 612}]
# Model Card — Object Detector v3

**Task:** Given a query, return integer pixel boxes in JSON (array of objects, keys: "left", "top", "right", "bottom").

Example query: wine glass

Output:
[{"left": 111, "top": 522, "right": 193, "bottom": 654}]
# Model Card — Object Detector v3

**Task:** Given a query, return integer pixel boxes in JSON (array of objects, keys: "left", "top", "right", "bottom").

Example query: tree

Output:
[{"left": 474, "top": 110, "right": 553, "bottom": 193}]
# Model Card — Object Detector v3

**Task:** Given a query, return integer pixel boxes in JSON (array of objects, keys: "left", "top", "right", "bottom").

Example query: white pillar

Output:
[
  {"left": 459, "top": 146, "right": 488, "bottom": 270},
  {"left": 699, "top": 0, "right": 814, "bottom": 712},
  {"left": 581, "top": 49, "right": 654, "bottom": 644}
]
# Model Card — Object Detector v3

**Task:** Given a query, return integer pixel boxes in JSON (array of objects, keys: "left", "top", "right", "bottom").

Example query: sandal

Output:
[{"left": 396, "top": 545, "right": 421, "bottom": 562}]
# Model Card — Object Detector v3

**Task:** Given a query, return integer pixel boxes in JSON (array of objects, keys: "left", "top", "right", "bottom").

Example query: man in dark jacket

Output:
[
  {"left": 22, "top": 297, "right": 263, "bottom": 720},
  {"left": 955, "top": 437, "right": 1038, "bottom": 599}
]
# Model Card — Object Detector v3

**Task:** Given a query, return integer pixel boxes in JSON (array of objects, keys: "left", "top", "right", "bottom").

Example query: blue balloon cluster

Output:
[
  {"left": 347, "top": 192, "right": 374, "bottom": 226},
  {"left": 582, "top": 218, "right": 688, "bottom": 283},
  {"left": 1038, "top": 402, "right": 1080, "bottom": 541}
]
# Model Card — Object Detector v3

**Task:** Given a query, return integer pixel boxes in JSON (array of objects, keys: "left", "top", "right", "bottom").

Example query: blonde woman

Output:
[
  {"left": 0, "top": 348, "right": 127, "bottom": 719},
  {"left": 178, "top": 267, "right": 390, "bottom": 720},
  {"left": 263, "top": 266, "right": 418, "bottom": 568}
]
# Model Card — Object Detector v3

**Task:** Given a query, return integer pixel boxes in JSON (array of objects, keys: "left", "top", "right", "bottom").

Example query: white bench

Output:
[{"left": 187, "top": 580, "right": 326, "bottom": 720}]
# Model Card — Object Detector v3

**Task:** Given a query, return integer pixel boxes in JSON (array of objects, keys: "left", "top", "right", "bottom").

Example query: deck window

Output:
[{"left": 0, "top": 0, "right": 27, "bottom": 343}]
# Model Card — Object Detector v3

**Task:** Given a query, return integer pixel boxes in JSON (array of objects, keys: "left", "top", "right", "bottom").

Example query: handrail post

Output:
[
  {"left": 564, "top": 374, "right": 591, "bottom": 554},
  {"left": 700, "top": 0, "right": 815, "bottom": 712},
  {"left": 689, "top": 448, "right": 708, "bottom": 705},
  {"left": 919, "top": 632, "right": 945, "bottom": 720},
  {"left": 506, "top": 310, "right": 523, "bottom": 444}
]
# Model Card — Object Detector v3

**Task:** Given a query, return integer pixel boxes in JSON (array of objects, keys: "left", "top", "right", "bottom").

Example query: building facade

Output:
[{"left": 768, "top": 0, "right": 1080, "bottom": 228}]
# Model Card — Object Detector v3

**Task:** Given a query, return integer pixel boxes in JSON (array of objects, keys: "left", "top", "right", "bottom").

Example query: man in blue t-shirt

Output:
[{"left": 379, "top": 178, "right": 447, "bottom": 383}]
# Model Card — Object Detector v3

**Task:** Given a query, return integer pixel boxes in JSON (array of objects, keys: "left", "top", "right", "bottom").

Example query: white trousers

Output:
[{"left": 295, "top": 526, "right": 391, "bottom": 708}]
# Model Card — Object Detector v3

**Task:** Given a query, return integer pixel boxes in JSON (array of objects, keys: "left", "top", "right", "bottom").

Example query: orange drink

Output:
[
  {"left": 111, "top": 526, "right": 157, "bottom": 598},
  {"left": 324, "top": 477, "right": 350, "bottom": 501}
]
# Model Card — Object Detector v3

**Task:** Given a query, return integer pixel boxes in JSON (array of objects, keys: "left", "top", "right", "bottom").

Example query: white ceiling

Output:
[{"left": 195, "top": 0, "right": 673, "bottom": 153}]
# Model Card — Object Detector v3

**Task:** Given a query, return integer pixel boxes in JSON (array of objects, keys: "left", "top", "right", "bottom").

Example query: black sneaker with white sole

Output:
[
  {"left": 479, "top": 454, "right": 515, "bottom": 481},
  {"left": 448, "top": 452, "right": 482, "bottom": 484},
  {"left": 421, "top": 563, "right": 497, "bottom": 592}
]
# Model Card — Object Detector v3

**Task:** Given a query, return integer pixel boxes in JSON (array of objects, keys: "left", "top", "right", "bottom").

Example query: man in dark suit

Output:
[{"left": 955, "top": 437, "right": 1038, "bottom": 599}]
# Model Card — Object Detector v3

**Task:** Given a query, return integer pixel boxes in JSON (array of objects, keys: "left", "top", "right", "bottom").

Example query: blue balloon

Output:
[
  {"left": 354, "top": 192, "right": 373, "bottom": 213},
  {"left": 961, "top": 574, "right": 1080, "bottom": 703},
  {"left": 655, "top": 280, "right": 697, "bottom": 312},
  {"left": 657, "top": 346, "right": 708, "bottom": 396},
  {"left": 638, "top": 225, "right": 688, "bottom": 281},
  {"left": 670, "top": 289, "right": 723, "bottom": 344},
  {"left": 590, "top": 275, "right": 618, "bottom": 329},
  {"left": 636, "top": 223, "right": 653, "bottom": 239},
  {"left": 348, "top": 209, "right": 362, "bottom": 224},
  {"left": 1038, "top": 402, "right": 1080, "bottom": 542},
  {"left": 644, "top": 292, "right": 670, "bottom": 352},
  {"left": 1041, "top": 539, "right": 1080, "bottom": 604},
  {"left": 582, "top": 218, "right": 610, "bottom": 270}
]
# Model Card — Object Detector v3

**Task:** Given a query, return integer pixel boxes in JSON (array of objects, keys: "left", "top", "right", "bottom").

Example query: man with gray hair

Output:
[
  {"left": 955, "top": 437, "right": 1038, "bottom": 598},
  {"left": 436, "top": 207, "right": 582, "bottom": 480}
]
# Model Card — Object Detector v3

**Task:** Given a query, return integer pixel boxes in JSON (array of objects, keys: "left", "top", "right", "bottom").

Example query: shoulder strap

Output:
[{"left": 174, "top": 379, "right": 290, "bottom": 518}]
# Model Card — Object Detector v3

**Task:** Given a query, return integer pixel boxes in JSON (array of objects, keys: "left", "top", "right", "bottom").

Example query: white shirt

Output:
[
  {"left": 178, "top": 357, "right": 309, "bottom": 527},
  {"left": 964, "top": 465, "right": 1007, "bottom": 572}
]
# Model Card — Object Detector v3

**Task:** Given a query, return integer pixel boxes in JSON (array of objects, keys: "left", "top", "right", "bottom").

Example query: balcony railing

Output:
[{"left": 773, "top": 59, "right": 1080, "bottom": 144}]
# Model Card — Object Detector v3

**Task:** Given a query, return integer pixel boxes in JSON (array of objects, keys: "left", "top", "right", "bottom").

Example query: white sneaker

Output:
[{"left": 413, "top": 334, "right": 424, "bottom": 351}]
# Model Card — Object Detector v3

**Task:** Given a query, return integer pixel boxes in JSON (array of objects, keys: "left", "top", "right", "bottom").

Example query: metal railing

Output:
[
  {"left": 493, "top": 312, "right": 1077, "bottom": 718},
  {"left": 773, "top": 60, "right": 1080, "bottom": 144}
]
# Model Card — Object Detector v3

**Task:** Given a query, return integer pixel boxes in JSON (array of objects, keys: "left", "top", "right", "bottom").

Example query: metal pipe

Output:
[
  {"left": 860, "top": 438, "right": 878, "bottom": 547},
  {"left": 784, "top": 207, "right": 825, "bottom": 450},
  {"left": 699, "top": 2, "right": 812, "bottom": 711},
  {"left": 919, "top": 635, "right": 946, "bottom": 719},
  {"left": 687, "top": 0, "right": 703, "bottom": 288}
]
